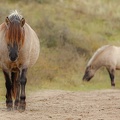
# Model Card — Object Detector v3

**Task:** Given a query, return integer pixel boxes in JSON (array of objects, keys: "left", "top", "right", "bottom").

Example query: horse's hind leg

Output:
[
  {"left": 3, "top": 70, "right": 13, "bottom": 110},
  {"left": 11, "top": 72, "right": 20, "bottom": 110},
  {"left": 14, "top": 73, "right": 20, "bottom": 110},
  {"left": 107, "top": 68, "right": 115, "bottom": 87},
  {"left": 18, "top": 68, "right": 27, "bottom": 112}
]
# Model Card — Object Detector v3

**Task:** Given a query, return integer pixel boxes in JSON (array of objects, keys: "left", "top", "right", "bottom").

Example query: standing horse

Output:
[
  {"left": 83, "top": 45, "right": 120, "bottom": 87},
  {"left": 0, "top": 10, "right": 40, "bottom": 112}
]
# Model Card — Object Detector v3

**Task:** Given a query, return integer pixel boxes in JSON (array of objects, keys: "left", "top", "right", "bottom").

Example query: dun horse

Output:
[
  {"left": 83, "top": 45, "right": 120, "bottom": 87},
  {"left": 0, "top": 11, "right": 40, "bottom": 112}
]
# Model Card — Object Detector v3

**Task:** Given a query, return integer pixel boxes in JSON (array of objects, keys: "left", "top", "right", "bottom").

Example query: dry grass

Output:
[{"left": 0, "top": 0, "right": 120, "bottom": 96}]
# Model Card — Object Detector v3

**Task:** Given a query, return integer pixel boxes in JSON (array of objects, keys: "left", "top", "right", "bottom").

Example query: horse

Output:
[
  {"left": 0, "top": 10, "right": 40, "bottom": 112},
  {"left": 82, "top": 45, "right": 120, "bottom": 87}
]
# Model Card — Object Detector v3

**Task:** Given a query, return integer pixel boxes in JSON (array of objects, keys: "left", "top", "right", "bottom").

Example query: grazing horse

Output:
[
  {"left": 83, "top": 45, "right": 120, "bottom": 87},
  {"left": 0, "top": 10, "right": 40, "bottom": 112}
]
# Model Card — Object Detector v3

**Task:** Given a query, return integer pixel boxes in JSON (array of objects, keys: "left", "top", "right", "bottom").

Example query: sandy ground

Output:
[{"left": 0, "top": 89, "right": 120, "bottom": 120}]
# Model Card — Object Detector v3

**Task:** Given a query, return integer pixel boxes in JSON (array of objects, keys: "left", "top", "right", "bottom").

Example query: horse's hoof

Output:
[
  {"left": 6, "top": 103, "right": 13, "bottom": 111},
  {"left": 112, "top": 86, "right": 115, "bottom": 89},
  {"left": 14, "top": 106, "right": 18, "bottom": 110},
  {"left": 111, "top": 83, "right": 115, "bottom": 89},
  {"left": 18, "top": 101, "right": 26, "bottom": 112},
  {"left": 18, "top": 106, "right": 25, "bottom": 112},
  {"left": 18, "top": 103, "right": 26, "bottom": 112},
  {"left": 7, "top": 107, "right": 13, "bottom": 111}
]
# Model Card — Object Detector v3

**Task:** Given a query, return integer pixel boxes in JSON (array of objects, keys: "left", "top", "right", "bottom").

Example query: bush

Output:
[{"left": 8, "top": 0, "right": 57, "bottom": 4}]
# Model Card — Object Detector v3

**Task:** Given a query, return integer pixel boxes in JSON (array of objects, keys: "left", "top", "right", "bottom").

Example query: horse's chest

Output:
[{"left": 8, "top": 62, "right": 22, "bottom": 72}]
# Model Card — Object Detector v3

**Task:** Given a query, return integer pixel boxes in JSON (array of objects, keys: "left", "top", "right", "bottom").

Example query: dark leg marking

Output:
[
  {"left": 107, "top": 68, "right": 115, "bottom": 87},
  {"left": 3, "top": 70, "right": 13, "bottom": 110},
  {"left": 18, "top": 68, "right": 27, "bottom": 112}
]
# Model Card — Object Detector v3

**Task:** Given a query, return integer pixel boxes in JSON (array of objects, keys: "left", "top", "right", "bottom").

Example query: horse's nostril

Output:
[{"left": 10, "top": 57, "right": 17, "bottom": 62}]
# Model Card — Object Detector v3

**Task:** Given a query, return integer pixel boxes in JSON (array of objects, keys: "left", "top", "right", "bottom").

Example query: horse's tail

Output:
[{"left": 11, "top": 72, "right": 18, "bottom": 99}]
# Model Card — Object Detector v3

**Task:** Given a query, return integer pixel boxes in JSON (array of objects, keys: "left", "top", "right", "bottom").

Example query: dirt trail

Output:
[{"left": 0, "top": 89, "right": 120, "bottom": 120}]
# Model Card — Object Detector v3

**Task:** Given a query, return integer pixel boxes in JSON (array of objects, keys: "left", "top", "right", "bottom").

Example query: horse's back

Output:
[
  {"left": 99, "top": 45, "right": 120, "bottom": 63},
  {"left": 87, "top": 45, "right": 111, "bottom": 66},
  {"left": 87, "top": 45, "right": 120, "bottom": 67},
  {"left": 97, "top": 45, "right": 120, "bottom": 68}
]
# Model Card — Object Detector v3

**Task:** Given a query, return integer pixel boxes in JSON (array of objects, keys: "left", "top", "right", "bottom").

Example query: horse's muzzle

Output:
[
  {"left": 9, "top": 54, "right": 18, "bottom": 62},
  {"left": 82, "top": 74, "right": 91, "bottom": 81}
]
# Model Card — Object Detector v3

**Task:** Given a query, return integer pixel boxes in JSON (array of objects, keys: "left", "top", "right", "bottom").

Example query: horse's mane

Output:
[
  {"left": 5, "top": 10, "right": 25, "bottom": 47},
  {"left": 9, "top": 10, "right": 22, "bottom": 19},
  {"left": 87, "top": 45, "right": 111, "bottom": 66}
]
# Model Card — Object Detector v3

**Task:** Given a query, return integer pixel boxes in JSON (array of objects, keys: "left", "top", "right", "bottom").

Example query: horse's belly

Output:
[
  {"left": 116, "top": 64, "right": 120, "bottom": 70},
  {"left": 28, "top": 45, "right": 40, "bottom": 67}
]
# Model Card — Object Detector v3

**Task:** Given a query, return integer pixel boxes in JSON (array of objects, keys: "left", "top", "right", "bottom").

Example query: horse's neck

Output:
[{"left": 90, "top": 57, "right": 103, "bottom": 71}]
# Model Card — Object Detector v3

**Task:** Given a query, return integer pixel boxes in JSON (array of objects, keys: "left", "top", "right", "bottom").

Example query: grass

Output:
[
  {"left": 27, "top": 65, "right": 120, "bottom": 91},
  {"left": 0, "top": 70, "right": 6, "bottom": 101},
  {"left": 0, "top": 0, "right": 120, "bottom": 101}
]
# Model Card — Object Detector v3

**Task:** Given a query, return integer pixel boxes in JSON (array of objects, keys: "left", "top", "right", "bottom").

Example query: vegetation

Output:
[{"left": 0, "top": 0, "right": 120, "bottom": 100}]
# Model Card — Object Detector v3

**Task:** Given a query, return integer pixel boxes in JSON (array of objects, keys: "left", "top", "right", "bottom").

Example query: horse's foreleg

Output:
[
  {"left": 3, "top": 70, "right": 13, "bottom": 110},
  {"left": 19, "top": 68, "right": 27, "bottom": 112},
  {"left": 107, "top": 68, "right": 115, "bottom": 87}
]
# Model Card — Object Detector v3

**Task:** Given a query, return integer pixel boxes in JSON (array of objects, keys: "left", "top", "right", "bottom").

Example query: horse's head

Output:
[
  {"left": 5, "top": 11, "right": 25, "bottom": 62},
  {"left": 83, "top": 65, "right": 95, "bottom": 81}
]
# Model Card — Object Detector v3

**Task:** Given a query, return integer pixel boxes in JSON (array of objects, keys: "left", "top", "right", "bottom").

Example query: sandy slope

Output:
[{"left": 0, "top": 89, "right": 120, "bottom": 120}]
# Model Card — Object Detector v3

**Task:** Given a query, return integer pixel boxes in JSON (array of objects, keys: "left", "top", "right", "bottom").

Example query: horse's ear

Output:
[
  {"left": 5, "top": 17, "right": 10, "bottom": 25},
  {"left": 20, "top": 18, "right": 25, "bottom": 27}
]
